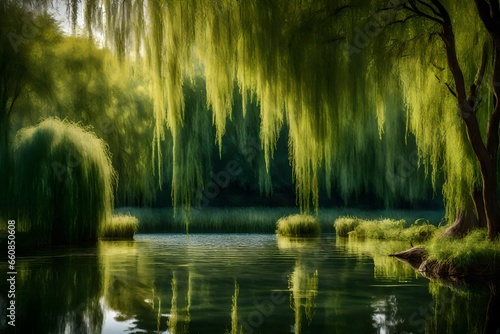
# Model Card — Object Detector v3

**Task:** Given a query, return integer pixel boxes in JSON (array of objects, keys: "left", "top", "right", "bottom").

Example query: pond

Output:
[{"left": 0, "top": 234, "right": 496, "bottom": 333}]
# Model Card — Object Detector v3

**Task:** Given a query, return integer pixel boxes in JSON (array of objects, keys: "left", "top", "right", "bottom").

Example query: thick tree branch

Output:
[
  {"left": 432, "top": 1, "right": 493, "bottom": 174},
  {"left": 474, "top": 0, "right": 500, "bottom": 37}
]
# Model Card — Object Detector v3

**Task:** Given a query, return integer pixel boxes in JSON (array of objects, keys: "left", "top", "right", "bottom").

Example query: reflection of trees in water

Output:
[
  {"left": 425, "top": 282, "right": 500, "bottom": 334},
  {"left": 229, "top": 279, "right": 243, "bottom": 334},
  {"left": 289, "top": 258, "right": 319, "bottom": 334},
  {"left": 167, "top": 271, "right": 192, "bottom": 334},
  {"left": 371, "top": 295, "right": 404, "bottom": 333},
  {"left": 336, "top": 237, "right": 417, "bottom": 282},
  {"left": 277, "top": 236, "right": 320, "bottom": 334},
  {"left": 0, "top": 252, "right": 103, "bottom": 333},
  {"left": 100, "top": 240, "right": 194, "bottom": 333}
]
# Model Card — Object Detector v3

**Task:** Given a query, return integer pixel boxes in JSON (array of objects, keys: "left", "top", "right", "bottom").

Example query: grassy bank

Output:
[
  {"left": 334, "top": 216, "right": 437, "bottom": 243},
  {"left": 425, "top": 229, "right": 500, "bottom": 278},
  {"left": 334, "top": 216, "right": 500, "bottom": 282},
  {"left": 114, "top": 207, "right": 444, "bottom": 234}
]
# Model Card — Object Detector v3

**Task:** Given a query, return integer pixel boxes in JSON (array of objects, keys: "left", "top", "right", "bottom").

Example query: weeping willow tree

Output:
[
  {"left": 352, "top": 0, "right": 500, "bottom": 240},
  {"left": 53, "top": 0, "right": 431, "bottom": 216},
  {"left": 28, "top": 1, "right": 499, "bottom": 241},
  {"left": 13, "top": 118, "right": 115, "bottom": 246}
]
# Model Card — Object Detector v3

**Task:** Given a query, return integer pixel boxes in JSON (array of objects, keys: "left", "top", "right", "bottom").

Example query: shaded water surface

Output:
[{"left": 0, "top": 234, "right": 496, "bottom": 333}]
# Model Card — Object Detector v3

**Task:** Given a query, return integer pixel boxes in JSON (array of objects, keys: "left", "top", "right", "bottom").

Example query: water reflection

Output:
[
  {"left": 167, "top": 271, "right": 192, "bottom": 334},
  {"left": 0, "top": 234, "right": 498, "bottom": 333},
  {"left": 371, "top": 295, "right": 404, "bottom": 333},
  {"left": 276, "top": 236, "right": 319, "bottom": 334},
  {"left": 425, "top": 282, "right": 500, "bottom": 334},
  {"left": 0, "top": 248, "right": 103, "bottom": 333},
  {"left": 336, "top": 237, "right": 417, "bottom": 282}
]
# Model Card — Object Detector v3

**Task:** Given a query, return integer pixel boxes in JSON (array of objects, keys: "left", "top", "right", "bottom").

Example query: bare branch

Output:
[
  {"left": 401, "top": 2, "right": 444, "bottom": 24},
  {"left": 383, "top": 14, "right": 419, "bottom": 28},
  {"left": 445, "top": 83, "right": 458, "bottom": 98}
]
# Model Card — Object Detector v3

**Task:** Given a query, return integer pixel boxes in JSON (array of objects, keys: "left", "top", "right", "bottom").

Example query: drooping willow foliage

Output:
[
  {"left": 64, "top": 0, "right": 436, "bottom": 213},
  {"left": 10, "top": 1, "right": 486, "bottom": 219},
  {"left": 357, "top": 1, "right": 493, "bottom": 221},
  {"left": 13, "top": 118, "right": 115, "bottom": 246}
]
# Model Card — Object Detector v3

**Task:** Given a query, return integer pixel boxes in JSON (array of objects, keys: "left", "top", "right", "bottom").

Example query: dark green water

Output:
[{"left": 0, "top": 234, "right": 497, "bottom": 333}]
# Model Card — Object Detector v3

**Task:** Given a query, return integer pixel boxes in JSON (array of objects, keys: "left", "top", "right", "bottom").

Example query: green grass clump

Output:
[
  {"left": 333, "top": 216, "right": 360, "bottom": 236},
  {"left": 342, "top": 217, "right": 437, "bottom": 243},
  {"left": 101, "top": 214, "right": 139, "bottom": 240},
  {"left": 400, "top": 220, "right": 437, "bottom": 243},
  {"left": 426, "top": 229, "right": 500, "bottom": 275},
  {"left": 276, "top": 214, "right": 321, "bottom": 237},
  {"left": 349, "top": 218, "right": 405, "bottom": 239}
]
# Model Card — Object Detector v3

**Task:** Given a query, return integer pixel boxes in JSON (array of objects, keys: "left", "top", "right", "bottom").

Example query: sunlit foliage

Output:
[
  {"left": 12, "top": 118, "right": 115, "bottom": 246},
  {"left": 69, "top": 0, "right": 433, "bottom": 213}
]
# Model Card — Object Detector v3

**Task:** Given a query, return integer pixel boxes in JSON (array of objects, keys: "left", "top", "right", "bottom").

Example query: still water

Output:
[{"left": 0, "top": 234, "right": 496, "bottom": 333}]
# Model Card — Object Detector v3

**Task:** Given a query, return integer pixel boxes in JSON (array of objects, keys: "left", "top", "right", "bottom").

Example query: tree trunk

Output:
[
  {"left": 440, "top": 190, "right": 486, "bottom": 238},
  {"left": 436, "top": 4, "right": 500, "bottom": 241}
]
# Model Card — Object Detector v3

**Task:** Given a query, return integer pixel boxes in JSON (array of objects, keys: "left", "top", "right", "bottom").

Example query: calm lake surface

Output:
[{"left": 0, "top": 234, "right": 495, "bottom": 333}]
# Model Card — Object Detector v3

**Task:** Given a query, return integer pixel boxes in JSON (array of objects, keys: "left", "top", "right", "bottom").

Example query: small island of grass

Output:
[
  {"left": 276, "top": 214, "right": 321, "bottom": 237},
  {"left": 100, "top": 214, "right": 139, "bottom": 240}
]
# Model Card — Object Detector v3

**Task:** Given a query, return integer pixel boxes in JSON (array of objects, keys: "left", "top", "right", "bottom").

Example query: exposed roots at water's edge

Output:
[{"left": 389, "top": 247, "right": 500, "bottom": 286}]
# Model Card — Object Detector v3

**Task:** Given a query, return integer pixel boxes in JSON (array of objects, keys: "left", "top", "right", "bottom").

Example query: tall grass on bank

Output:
[
  {"left": 13, "top": 118, "right": 115, "bottom": 246},
  {"left": 333, "top": 217, "right": 360, "bottom": 237},
  {"left": 276, "top": 214, "right": 321, "bottom": 237},
  {"left": 100, "top": 214, "right": 139, "bottom": 240},
  {"left": 426, "top": 229, "right": 500, "bottom": 275},
  {"left": 334, "top": 216, "right": 437, "bottom": 243}
]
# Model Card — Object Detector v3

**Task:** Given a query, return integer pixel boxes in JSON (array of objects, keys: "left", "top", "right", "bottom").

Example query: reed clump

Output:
[
  {"left": 333, "top": 216, "right": 360, "bottom": 237},
  {"left": 100, "top": 214, "right": 139, "bottom": 240},
  {"left": 276, "top": 214, "right": 321, "bottom": 237}
]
